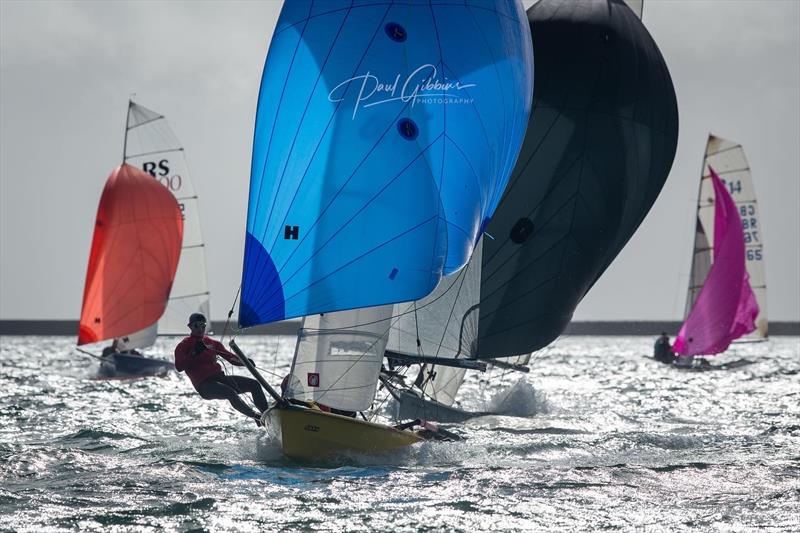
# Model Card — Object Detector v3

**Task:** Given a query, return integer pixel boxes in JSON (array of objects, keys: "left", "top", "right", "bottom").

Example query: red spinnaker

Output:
[{"left": 78, "top": 164, "right": 184, "bottom": 345}]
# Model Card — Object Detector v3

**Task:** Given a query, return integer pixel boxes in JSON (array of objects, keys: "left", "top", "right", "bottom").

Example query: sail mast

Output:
[{"left": 122, "top": 99, "right": 131, "bottom": 162}]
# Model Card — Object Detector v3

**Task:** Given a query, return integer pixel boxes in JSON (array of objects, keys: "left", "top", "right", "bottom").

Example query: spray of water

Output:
[{"left": 487, "top": 379, "right": 550, "bottom": 417}]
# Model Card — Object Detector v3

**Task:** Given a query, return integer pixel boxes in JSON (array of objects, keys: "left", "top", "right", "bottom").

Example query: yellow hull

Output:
[{"left": 278, "top": 406, "right": 424, "bottom": 460}]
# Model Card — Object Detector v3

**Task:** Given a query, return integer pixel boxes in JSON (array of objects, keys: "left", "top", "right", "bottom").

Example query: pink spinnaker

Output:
[{"left": 673, "top": 166, "right": 759, "bottom": 356}]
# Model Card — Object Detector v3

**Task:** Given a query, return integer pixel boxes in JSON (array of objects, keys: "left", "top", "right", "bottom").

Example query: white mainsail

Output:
[
  {"left": 685, "top": 134, "right": 768, "bottom": 340},
  {"left": 123, "top": 101, "right": 211, "bottom": 339},
  {"left": 287, "top": 307, "right": 394, "bottom": 412}
]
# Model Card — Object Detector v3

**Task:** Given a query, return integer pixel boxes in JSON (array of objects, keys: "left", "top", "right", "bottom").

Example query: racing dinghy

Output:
[
  {"left": 231, "top": 0, "right": 534, "bottom": 459},
  {"left": 77, "top": 101, "right": 210, "bottom": 378},
  {"left": 671, "top": 136, "right": 764, "bottom": 367}
]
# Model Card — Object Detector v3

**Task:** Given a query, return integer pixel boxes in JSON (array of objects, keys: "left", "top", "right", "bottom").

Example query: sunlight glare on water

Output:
[{"left": 1, "top": 335, "right": 798, "bottom": 531}]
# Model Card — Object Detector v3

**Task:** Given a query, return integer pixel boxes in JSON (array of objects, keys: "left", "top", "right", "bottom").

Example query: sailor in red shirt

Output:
[{"left": 175, "top": 313, "right": 269, "bottom": 424}]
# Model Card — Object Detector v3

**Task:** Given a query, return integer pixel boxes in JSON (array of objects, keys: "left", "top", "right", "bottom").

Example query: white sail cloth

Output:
[{"left": 287, "top": 306, "right": 394, "bottom": 412}]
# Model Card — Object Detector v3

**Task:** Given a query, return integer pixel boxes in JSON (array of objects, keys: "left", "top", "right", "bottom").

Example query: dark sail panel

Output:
[{"left": 476, "top": 0, "right": 679, "bottom": 358}]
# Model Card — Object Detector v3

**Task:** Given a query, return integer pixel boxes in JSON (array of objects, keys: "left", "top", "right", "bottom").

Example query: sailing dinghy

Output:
[
  {"left": 671, "top": 135, "right": 764, "bottom": 368},
  {"left": 78, "top": 101, "right": 211, "bottom": 378},
  {"left": 77, "top": 163, "right": 183, "bottom": 377},
  {"left": 389, "top": 0, "right": 679, "bottom": 421},
  {"left": 230, "top": 0, "right": 534, "bottom": 459}
]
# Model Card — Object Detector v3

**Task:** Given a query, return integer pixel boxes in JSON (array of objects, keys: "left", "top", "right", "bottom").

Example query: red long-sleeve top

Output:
[{"left": 174, "top": 335, "right": 242, "bottom": 388}]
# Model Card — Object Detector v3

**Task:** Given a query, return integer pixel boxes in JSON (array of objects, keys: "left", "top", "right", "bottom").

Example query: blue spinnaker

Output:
[{"left": 240, "top": 0, "right": 533, "bottom": 327}]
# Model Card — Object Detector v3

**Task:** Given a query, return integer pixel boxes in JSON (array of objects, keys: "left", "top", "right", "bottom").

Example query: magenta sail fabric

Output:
[{"left": 673, "top": 166, "right": 759, "bottom": 356}]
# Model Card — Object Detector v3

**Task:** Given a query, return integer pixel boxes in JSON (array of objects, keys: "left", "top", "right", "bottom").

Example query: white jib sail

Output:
[
  {"left": 287, "top": 306, "right": 394, "bottom": 413},
  {"left": 123, "top": 101, "right": 211, "bottom": 336},
  {"left": 685, "top": 134, "right": 768, "bottom": 339}
]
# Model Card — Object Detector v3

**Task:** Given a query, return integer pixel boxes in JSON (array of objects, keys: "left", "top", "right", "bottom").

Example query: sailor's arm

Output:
[{"left": 208, "top": 339, "right": 244, "bottom": 366}]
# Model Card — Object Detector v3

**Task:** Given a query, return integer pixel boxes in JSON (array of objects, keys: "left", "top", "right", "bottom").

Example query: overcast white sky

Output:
[{"left": 1, "top": 0, "right": 798, "bottom": 322}]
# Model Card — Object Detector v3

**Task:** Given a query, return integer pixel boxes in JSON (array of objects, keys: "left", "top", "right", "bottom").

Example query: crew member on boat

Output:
[
  {"left": 653, "top": 332, "right": 675, "bottom": 364},
  {"left": 175, "top": 313, "right": 269, "bottom": 425},
  {"left": 101, "top": 339, "right": 120, "bottom": 358}
]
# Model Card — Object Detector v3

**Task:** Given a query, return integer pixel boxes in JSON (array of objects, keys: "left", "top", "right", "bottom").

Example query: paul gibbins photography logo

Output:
[{"left": 328, "top": 64, "right": 476, "bottom": 119}]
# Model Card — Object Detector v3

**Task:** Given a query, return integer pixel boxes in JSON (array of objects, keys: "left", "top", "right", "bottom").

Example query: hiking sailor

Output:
[
  {"left": 101, "top": 339, "right": 120, "bottom": 359},
  {"left": 174, "top": 313, "right": 269, "bottom": 425}
]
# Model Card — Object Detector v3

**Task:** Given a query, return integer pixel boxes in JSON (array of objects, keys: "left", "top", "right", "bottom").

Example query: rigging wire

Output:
[{"left": 219, "top": 285, "right": 242, "bottom": 345}]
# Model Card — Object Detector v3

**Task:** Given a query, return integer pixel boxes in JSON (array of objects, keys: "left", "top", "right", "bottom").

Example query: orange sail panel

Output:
[{"left": 78, "top": 164, "right": 184, "bottom": 345}]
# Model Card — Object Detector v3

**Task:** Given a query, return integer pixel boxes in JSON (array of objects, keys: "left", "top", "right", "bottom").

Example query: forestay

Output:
[
  {"left": 685, "top": 135, "right": 768, "bottom": 340},
  {"left": 386, "top": 234, "right": 531, "bottom": 407},
  {"left": 124, "top": 101, "right": 211, "bottom": 337},
  {"left": 239, "top": 0, "right": 534, "bottom": 327}
]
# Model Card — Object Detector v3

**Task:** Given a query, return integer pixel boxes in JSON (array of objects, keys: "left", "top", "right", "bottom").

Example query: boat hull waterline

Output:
[
  {"left": 98, "top": 353, "right": 174, "bottom": 378},
  {"left": 274, "top": 406, "right": 424, "bottom": 460},
  {"left": 394, "top": 389, "right": 489, "bottom": 424}
]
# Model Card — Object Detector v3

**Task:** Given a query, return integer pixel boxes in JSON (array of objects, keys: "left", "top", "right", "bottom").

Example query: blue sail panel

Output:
[{"left": 240, "top": 0, "right": 533, "bottom": 327}]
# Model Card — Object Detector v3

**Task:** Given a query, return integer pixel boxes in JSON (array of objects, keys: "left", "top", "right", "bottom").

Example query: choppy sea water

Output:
[{"left": 1, "top": 335, "right": 798, "bottom": 532}]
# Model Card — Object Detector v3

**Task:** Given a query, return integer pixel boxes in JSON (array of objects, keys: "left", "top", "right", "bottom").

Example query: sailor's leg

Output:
[
  {"left": 197, "top": 378, "right": 259, "bottom": 418},
  {"left": 227, "top": 375, "right": 270, "bottom": 412}
]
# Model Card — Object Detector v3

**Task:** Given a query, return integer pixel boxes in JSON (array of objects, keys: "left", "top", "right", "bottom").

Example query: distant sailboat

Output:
[
  {"left": 230, "top": 0, "right": 534, "bottom": 459},
  {"left": 672, "top": 135, "right": 764, "bottom": 363},
  {"left": 389, "top": 0, "right": 679, "bottom": 421},
  {"left": 77, "top": 164, "right": 183, "bottom": 377},
  {"left": 77, "top": 101, "right": 211, "bottom": 377},
  {"left": 682, "top": 135, "right": 768, "bottom": 341}
]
